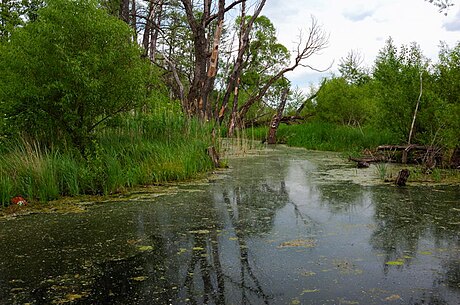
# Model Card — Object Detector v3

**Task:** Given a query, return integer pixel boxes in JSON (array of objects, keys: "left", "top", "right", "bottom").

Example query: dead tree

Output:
[
  {"left": 404, "top": 72, "right": 423, "bottom": 163},
  {"left": 295, "top": 78, "right": 326, "bottom": 116},
  {"left": 267, "top": 88, "right": 289, "bottom": 144},
  {"left": 180, "top": 0, "right": 244, "bottom": 118},
  {"left": 235, "top": 17, "right": 329, "bottom": 131},
  {"left": 218, "top": 0, "right": 266, "bottom": 130}
]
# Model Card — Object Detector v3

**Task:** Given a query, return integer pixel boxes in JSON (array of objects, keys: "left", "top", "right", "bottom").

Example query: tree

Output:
[
  {"left": 0, "top": 0, "right": 148, "bottom": 152},
  {"left": 0, "top": 0, "right": 44, "bottom": 41},
  {"left": 372, "top": 38, "right": 430, "bottom": 141},
  {"left": 315, "top": 77, "right": 374, "bottom": 126},
  {"left": 338, "top": 50, "right": 370, "bottom": 85},
  {"left": 180, "top": 0, "right": 243, "bottom": 119},
  {"left": 425, "top": 42, "right": 460, "bottom": 149},
  {"left": 235, "top": 16, "right": 328, "bottom": 129}
]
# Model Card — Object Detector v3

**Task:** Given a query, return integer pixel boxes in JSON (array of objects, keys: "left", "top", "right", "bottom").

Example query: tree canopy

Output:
[{"left": 0, "top": 0, "right": 148, "bottom": 152}]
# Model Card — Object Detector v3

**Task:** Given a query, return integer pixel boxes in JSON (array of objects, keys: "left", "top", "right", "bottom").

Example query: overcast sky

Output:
[{"left": 259, "top": 0, "right": 460, "bottom": 91}]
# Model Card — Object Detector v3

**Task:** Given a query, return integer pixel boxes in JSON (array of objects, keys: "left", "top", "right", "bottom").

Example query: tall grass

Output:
[
  {"left": 0, "top": 111, "right": 214, "bottom": 206},
  {"left": 249, "top": 122, "right": 395, "bottom": 153}
]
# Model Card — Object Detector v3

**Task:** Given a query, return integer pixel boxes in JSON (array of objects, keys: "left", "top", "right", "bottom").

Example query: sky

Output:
[{"left": 259, "top": 0, "right": 460, "bottom": 92}]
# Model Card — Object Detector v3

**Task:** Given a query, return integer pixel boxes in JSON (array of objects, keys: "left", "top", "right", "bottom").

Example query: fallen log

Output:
[{"left": 348, "top": 155, "right": 389, "bottom": 164}]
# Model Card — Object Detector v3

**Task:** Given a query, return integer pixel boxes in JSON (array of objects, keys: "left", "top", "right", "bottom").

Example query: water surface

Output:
[{"left": 0, "top": 147, "right": 459, "bottom": 304}]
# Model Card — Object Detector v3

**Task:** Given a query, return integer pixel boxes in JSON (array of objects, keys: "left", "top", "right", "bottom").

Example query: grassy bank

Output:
[
  {"left": 0, "top": 113, "right": 214, "bottom": 207},
  {"left": 249, "top": 122, "right": 395, "bottom": 153}
]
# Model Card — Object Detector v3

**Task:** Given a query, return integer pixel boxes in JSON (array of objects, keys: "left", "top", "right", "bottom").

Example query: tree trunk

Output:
[
  {"left": 238, "top": 17, "right": 328, "bottom": 128},
  {"left": 219, "top": 0, "right": 266, "bottom": 125},
  {"left": 295, "top": 79, "right": 326, "bottom": 116},
  {"left": 180, "top": 0, "right": 245, "bottom": 118},
  {"left": 408, "top": 72, "right": 423, "bottom": 145},
  {"left": 267, "top": 88, "right": 289, "bottom": 144},
  {"left": 142, "top": 0, "right": 163, "bottom": 61},
  {"left": 119, "top": 0, "right": 129, "bottom": 23},
  {"left": 227, "top": 78, "right": 240, "bottom": 137},
  {"left": 131, "top": 0, "right": 136, "bottom": 39},
  {"left": 200, "top": 0, "right": 225, "bottom": 120}
]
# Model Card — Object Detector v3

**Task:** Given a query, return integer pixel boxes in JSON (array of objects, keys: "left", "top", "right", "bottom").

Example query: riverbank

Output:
[
  {"left": 246, "top": 123, "right": 460, "bottom": 185},
  {"left": 0, "top": 114, "right": 215, "bottom": 208}
]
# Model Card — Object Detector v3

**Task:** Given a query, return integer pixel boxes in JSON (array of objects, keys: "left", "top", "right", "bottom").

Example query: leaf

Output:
[
  {"left": 385, "top": 260, "right": 403, "bottom": 266},
  {"left": 419, "top": 251, "right": 432, "bottom": 255},
  {"left": 131, "top": 276, "right": 148, "bottom": 282},
  {"left": 137, "top": 245, "right": 153, "bottom": 252},
  {"left": 383, "top": 294, "right": 401, "bottom": 301}
]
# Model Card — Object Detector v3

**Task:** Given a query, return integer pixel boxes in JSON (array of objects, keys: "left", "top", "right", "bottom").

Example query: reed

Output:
[
  {"left": 0, "top": 111, "right": 214, "bottom": 206},
  {"left": 249, "top": 122, "right": 395, "bottom": 152}
]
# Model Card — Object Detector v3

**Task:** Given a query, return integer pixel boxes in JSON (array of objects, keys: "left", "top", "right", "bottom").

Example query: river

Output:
[{"left": 0, "top": 146, "right": 459, "bottom": 304}]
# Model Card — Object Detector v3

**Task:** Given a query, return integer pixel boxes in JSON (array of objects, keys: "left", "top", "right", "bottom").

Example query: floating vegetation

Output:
[
  {"left": 188, "top": 229, "right": 210, "bottom": 234},
  {"left": 333, "top": 259, "right": 363, "bottom": 275},
  {"left": 278, "top": 239, "right": 317, "bottom": 248},
  {"left": 301, "top": 289, "right": 320, "bottom": 294},
  {"left": 383, "top": 294, "right": 401, "bottom": 301},
  {"left": 385, "top": 260, "right": 404, "bottom": 266},
  {"left": 137, "top": 245, "right": 154, "bottom": 252},
  {"left": 131, "top": 276, "right": 148, "bottom": 282}
]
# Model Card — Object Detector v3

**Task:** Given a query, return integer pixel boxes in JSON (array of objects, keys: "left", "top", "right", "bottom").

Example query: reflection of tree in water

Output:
[
  {"left": 222, "top": 181, "right": 289, "bottom": 236},
  {"left": 78, "top": 179, "right": 290, "bottom": 304},
  {"left": 369, "top": 186, "right": 460, "bottom": 304},
  {"left": 176, "top": 181, "right": 289, "bottom": 304},
  {"left": 370, "top": 186, "right": 459, "bottom": 258},
  {"left": 315, "top": 182, "right": 369, "bottom": 213}
]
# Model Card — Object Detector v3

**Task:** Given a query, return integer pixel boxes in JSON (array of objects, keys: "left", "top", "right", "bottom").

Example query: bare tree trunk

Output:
[
  {"left": 295, "top": 79, "right": 326, "bottom": 116},
  {"left": 181, "top": 0, "right": 244, "bottom": 118},
  {"left": 219, "top": 0, "right": 267, "bottom": 125},
  {"left": 142, "top": 0, "right": 163, "bottom": 61},
  {"left": 119, "top": 0, "right": 129, "bottom": 23},
  {"left": 142, "top": 0, "right": 154, "bottom": 53},
  {"left": 131, "top": 0, "right": 136, "bottom": 39},
  {"left": 227, "top": 77, "right": 240, "bottom": 137},
  {"left": 408, "top": 72, "right": 423, "bottom": 145},
  {"left": 149, "top": 2, "right": 163, "bottom": 62},
  {"left": 267, "top": 88, "right": 289, "bottom": 144},
  {"left": 200, "top": 0, "right": 225, "bottom": 120}
]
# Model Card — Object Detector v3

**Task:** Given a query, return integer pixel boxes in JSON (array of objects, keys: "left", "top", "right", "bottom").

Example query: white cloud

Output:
[
  {"left": 263, "top": 0, "right": 459, "bottom": 90},
  {"left": 443, "top": 8, "right": 460, "bottom": 31}
]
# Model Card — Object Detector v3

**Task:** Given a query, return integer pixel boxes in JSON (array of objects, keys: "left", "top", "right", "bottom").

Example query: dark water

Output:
[{"left": 0, "top": 147, "right": 459, "bottom": 305}]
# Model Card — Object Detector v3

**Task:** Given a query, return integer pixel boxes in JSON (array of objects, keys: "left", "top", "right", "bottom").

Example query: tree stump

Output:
[
  {"left": 395, "top": 169, "right": 410, "bottom": 186},
  {"left": 207, "top": 146, "right": 220, "bottom": 168}
]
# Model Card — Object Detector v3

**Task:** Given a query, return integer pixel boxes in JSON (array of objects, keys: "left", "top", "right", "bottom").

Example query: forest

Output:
[{"left": 0, "top": 0, "right": 459, "bottom": 206}]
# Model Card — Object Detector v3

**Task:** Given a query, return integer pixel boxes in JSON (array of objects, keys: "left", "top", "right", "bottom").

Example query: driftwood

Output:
[{"left": 395, "top": 169, "right": 410, "bottom": 186}]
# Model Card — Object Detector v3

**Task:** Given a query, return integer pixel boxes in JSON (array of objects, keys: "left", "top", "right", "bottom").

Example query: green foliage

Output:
[
  {"left": 372, "top": 38, "right": 430, "bottom": 142},
  {"left": 315, "top": 77, "right": 376, "bottom": 126},
  {"left": 0, "top": 0, "right": 148, "bottom": 152},
  {"left": 429, "top": 42, "right": 460, "bottom": 149},
  {"left": 250, "top": 122, "right": 395, "bottom": 153},
  {"left": 0, "top": 109, "right": 214, "bottom": 205}
]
